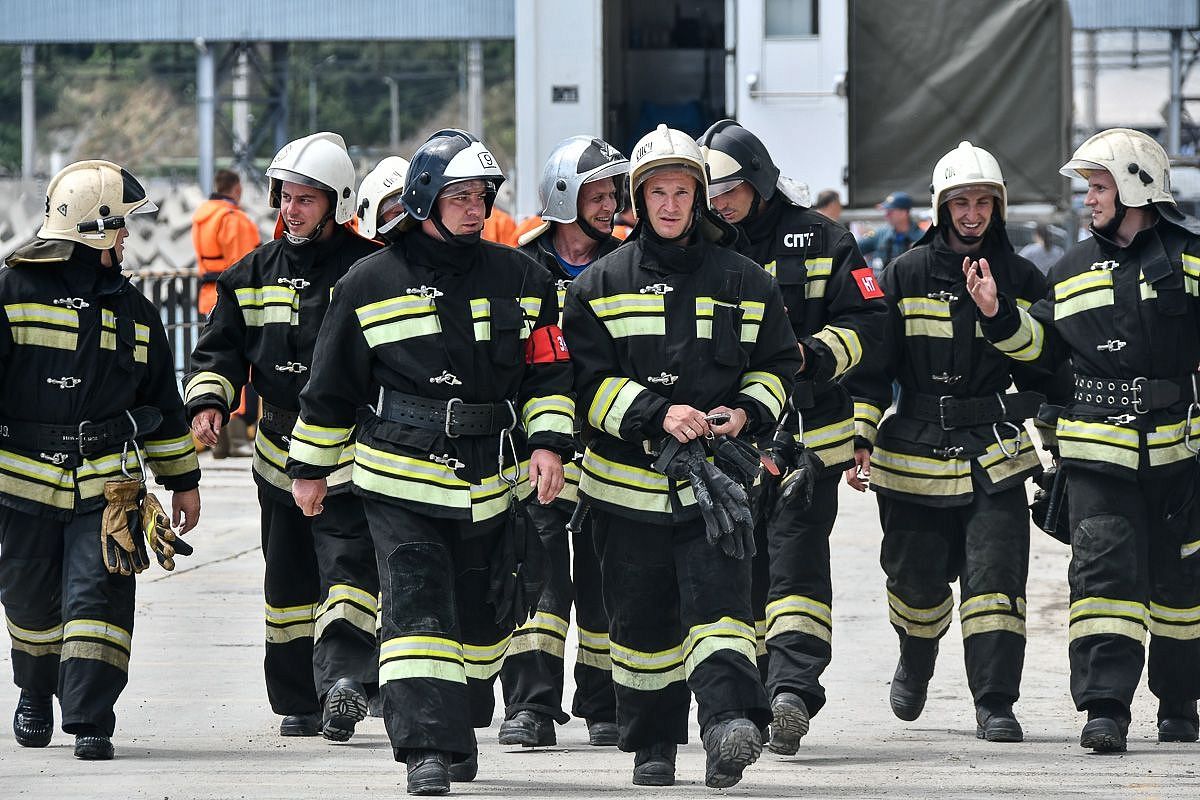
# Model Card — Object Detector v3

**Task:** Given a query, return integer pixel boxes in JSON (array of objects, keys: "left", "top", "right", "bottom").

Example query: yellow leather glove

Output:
[
  {"left": 101, "top": 478, "right": 151, "bottom": 576},
  {"left": 141, "top": 492, "right": 194, "bottom": 570}
]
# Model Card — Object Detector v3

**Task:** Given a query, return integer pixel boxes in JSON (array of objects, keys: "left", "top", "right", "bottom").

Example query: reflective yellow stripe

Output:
[
  {"left": 871, "top": 447, "right": 972, "bottom": 498},
  {"left": 1068, "top": 616, "right": 1147, "bottom": 644},
  {"left": 900, "top": 297, "right": 951, "bottom": 338},
  {"left": 888, "top": 591, "right": 953, "bottom": 638},
  {"left": 766, "top": 595, "right": 833, "bottom": 644},
  {"left": 577, "top": 626, "right": 613, "bottom": 670},
  {"left": 357, "top": 295, "right": 437, "bottom": 327},
  {"left": 362, "top": 313, "right": 441, "bottom": 346},
  {"left": 695, "top": 297, "right": 764, "bottom": 343},
  {"left": 379, "top": 635, "right": 466, "bottom": 684},
  {"left": 289, "top": 416, "right": 354, "bottom": 468},
  {"left": 143, "top": 434, "right": 194, "bottom": 460},
  {"left": 962, "top": 615, "right": 1026, "bottom": 638},
  {"left": 805, "top": 258, "right": 832, "bottom": 300},
  {"left": 11, "top": 326, "right": 77, "bottom": 349},
  {"left": 1149, "top": 601, "right": 1200, "bottom": 640},
  {"left": 610, "top": 637, "right": 685, "bottom": 691},
  {"left": 5, "top": 303, "right": 78, "bottom": 327},
  {"left": 738, "top": 370, "right": 786, "bottom": 420},
  {"left": 855, "top": 401, "right": 883, "bottom": 446},
  {"left": 184, "top": 370, "right": 236, "bottom": 407},
  {"left": 0, "top": 447, "right": 77, "bottom": 510},
  {"left": 579, "top": 448, "right": 696, "bottom": 515},
  {"left": 523, "top": 394, "right": 574, "bottom": 437},
  {"left": 1183, "top": 253, "right": 1200, "bottom": 296},
  {"left": 804, "top": 417, "right": 854, "bottom": 468},
  {"left": 977, "top": 436, "right": 1039, "bottom": 484},
  {"left": 236, "top": 285, "right": 297, "bottom": 325},
  {"left": 1058, "top": 419, "right": 1140, "bottom": 470},
  {"left": 1054, "top": 270, "right": 1114, "bottom": 320},
  {"left": 812, "top": 325, "right": 863, "bottom": 376},
  {"left": 1147, "top": 416, "right": 1200, "bottom": 468},
  {"left": 588, "top": 377, "right": 648, "bottom": 438},
  {"left": 464, "top": 635, "right": 511, "bottom": 680},
  {"left": 1070, "top": 596, "right": 1148, "bottom": 623},
  {"left": 315, "top": 584, "right": 377, "bottom": 640},
  {"left": 992, "top": 306, "right": 1045, "bottom": 362},
  {"left": 1182, "top": 538, "right": 1200, "bottom": 559},
  {"left": 590, "top": 294, "right": 665, "bottom": 338},
  {"left": 61, "top": 619, "right": 132, "bottom": 671},
  {"left": 6, "top": 618, "right": 63, "bottom": 657},
  {"left": 510, "top": 612, "right": 568, "bottom": 659}
]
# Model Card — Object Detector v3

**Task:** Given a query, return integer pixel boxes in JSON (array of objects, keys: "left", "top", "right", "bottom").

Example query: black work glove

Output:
[
  {"left": 712, "top": 435, "right": 765, "bottom": 487},
  {"left": 142, "top": 492, "right": 194, "bottom": 570},
  {"left": 486, "top": 501, "right": 547, "bottom": 626},
  {"left": 696, "top": 458, "right": 755, "bottom": 559},
  {"left": 771, "top": 444, "right": 821, "bottom": 522}
]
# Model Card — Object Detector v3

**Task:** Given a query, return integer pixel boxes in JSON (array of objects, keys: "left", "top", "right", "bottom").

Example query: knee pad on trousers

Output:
[{"left": 386, "top": 540, "right": 456, "bottom": 634}]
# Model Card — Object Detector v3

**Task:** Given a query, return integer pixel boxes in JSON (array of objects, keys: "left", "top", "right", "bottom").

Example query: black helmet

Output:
[
  {"left": 401, "top": 129, "right": 505, "bottom": 221},
  {"left": 697, "top": 119, "right": 780, "bottom": 202}
]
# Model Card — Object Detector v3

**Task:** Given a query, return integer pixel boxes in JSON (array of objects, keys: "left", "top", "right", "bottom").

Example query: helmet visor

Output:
[
  {"left": 707, "top": 178, "right": 745, "bottom": 200},
  {"left": 266, "top": 167, "right": 334, "bottom": 194}
]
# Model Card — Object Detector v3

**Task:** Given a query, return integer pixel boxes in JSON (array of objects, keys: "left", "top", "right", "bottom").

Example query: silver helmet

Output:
[{"left": 538, "top": 135, "right": 629, "bottom": 224}]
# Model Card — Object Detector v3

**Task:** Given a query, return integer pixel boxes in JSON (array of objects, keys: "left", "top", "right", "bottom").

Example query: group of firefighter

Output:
[{"left": 2, "top": 116, "right": 1199, "bottom": 795}]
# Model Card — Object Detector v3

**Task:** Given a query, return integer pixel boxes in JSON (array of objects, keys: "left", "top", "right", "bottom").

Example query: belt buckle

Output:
[
  {"left": 444, "top": 397, "right": 463, "bottom": 438},
  {"left": 938, "top": 395, "right": 954, "bottom": 431},
  {"left": 1131, "top": 377, "right": 1147, "bottom": 414}
]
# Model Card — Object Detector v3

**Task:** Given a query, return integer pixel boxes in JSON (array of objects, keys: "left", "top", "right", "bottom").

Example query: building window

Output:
[{"left": 765, "top": 0, "right": 818, "bottom": 38}]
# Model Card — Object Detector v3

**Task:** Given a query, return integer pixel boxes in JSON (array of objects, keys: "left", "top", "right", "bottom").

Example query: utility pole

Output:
[
  {"left": 467, "top": 40, "right": 484, "bottom": 138},
  {"left": 383, "top": 76, "right": 400, "bottom": 151},
  {"left": 21, "top": 45, "right": 35, "bottom": 180}
]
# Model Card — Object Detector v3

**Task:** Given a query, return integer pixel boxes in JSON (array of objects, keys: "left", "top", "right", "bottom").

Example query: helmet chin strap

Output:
[
  {"left": 284, "top": 212, "right": 331, "bottom": 246},
  {"left": 575, "top": 214, "right": 611, "bottom": 243},
  {"left": 430, "top": 209, "right": 482, "bottom": 248},
  {"left": 1092, "top": 199, "right": 1128, "bottom": 240}
]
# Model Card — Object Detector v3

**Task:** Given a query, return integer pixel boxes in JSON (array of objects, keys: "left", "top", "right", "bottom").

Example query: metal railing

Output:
[{"left": 128, "top": 269, "right": 205, "bottom": 378}]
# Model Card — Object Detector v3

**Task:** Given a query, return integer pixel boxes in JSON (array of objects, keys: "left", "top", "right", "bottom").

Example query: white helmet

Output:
[
  {"left": 356, "top": 156, "right": 410, "bottom": 239},
  {"left": 1060, "top": 128, "right": 1174, "bottom": 208},
  {"left": 38, "top": 160, "right": 158, "bottom": 250},
  {"left": 628, "top": 124, "right": 709, "bottom": 207},
  {"left": 930, "top": 141, "right": 1007, "bottom": 224},
  {"left": 266, "top": 132, "right": 357, "bottom": 224}
]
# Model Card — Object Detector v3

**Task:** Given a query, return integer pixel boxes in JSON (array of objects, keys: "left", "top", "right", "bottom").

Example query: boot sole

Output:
[
  {"left": 323, "top": 684, "right": 369, "bottom": 742},
  {"left": 632, "top": 771, "right": 675, "bottom": 787},
  {"left": 407, "top": 780, "right": 450, "bottom": 796},
  {"left": 766, "top": 704, "right": 810, "bottom": 755},
  {"left": 1081, "top": 721, "right": 1127, "bottom": 753},
  {"left": 705, "top": 725, "right": 763, "bottom": 789},
  {"left": 497, "top": 727, "right": 555, "bottom": 747},
  {"left": 975, "top": 721, "right": 1024, "bottom": 743}
]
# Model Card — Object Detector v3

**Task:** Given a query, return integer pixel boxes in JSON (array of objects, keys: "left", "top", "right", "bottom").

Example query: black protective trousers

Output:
[
  {"left": 750, "top": 473, "right": 839, "bottom": 717},
  {"left": 592, "top": 509, "right": 769, "bottom": 752},
  {"left": 363, "top": 498, "right": 513, "bottom": 763},
  {"left": 499, "top": 502, "right": 615, "bottom": 725},
  {"left": 0, "top": 507, "right": 132, "bottom": 736},
  {"left": 258, "top": 488, "right": 378, "bottom": 716},
  {"left": 877, "top": 478, "right": 1029, "bottom": 705},
  {"left": 1066, "top": 466, "right": 1200, "bottom": 717}
]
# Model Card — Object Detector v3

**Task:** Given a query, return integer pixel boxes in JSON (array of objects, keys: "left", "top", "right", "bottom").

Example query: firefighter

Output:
[
  {"left": 185, "top": 133, "right": 382, "bottom": 741},
  {"left": 844, "top": 141, "right": 1066, "bottom": 743},
  {"left": 0, "top": 160, "right": 201, "bottom": 759},
  {"left": 698, "top": 119, "right": 888, "bottom": 754},
  {"left": 965, "top": 128, "right": 1200, "bottom": 752},
  {"left": 562, "top": 124, "right": 802, "bottom": 788},
  {"left": 497, "top": 135, "right": 629, "bottom": 749},
  {"left": 356, "top": 156, "right": 410, "bottom": 243},
  {"left": 287, "top": 128, "right": 573, "bottom": 795}
]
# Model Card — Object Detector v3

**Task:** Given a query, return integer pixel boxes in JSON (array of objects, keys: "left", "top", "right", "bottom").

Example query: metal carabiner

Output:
[
  {"left": 992, "top": 421, "right": 1024, "bottom": 459},
  {"left": 497, "top": 399, "right": 520, "bottom": 488},
  {"left": 119, "top": 410, "right": 147, "bottom": 480}
]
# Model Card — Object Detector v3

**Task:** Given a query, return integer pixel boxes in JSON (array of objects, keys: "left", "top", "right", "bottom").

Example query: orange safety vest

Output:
[
  {"left": 192, "top": 197, "right": 260, "bottom": 315},
  {"left": 482, "top": 207, "right": 518, "bottom": 247}
]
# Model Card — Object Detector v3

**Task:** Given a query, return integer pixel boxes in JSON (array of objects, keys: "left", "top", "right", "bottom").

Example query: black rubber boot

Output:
[
  {"left": 449, "top": 747, "right": 478, "bottom": 782},
  {"left": 1158, "top": 699, "right": 1199, "bottom": 743},
  {"left": 974, "top": 696, "right": 1023, "bottom": 743},
  {"left": 766, "top": 692, "right": 810, "bottom": 756},
  {"left": 322, "top": 678, "right": 369, "bottom": 742},
  {"left": 1081, "top": 702, "right": 1129, "bottom": 753},
  {"left": 74, "top": 734, "right": 114, "bottom": 760},
  {"left": 406, "top": 750, "right": 450, "bottom": 795},
  {"left": 889, "top": 658, "right": 930, "bottom": 722},
  {"left": 586, "top": 719, "right": 619, "bottom": 747},
  {"left": 279, "top": 712, "right": 322, "bottom": 737},
  {"left": 632, "top": 742, "right": 677, "bottom": 786},
  {"left": 702, "top": 718, "right": 762, "bottom": 789},
  {"left": 497, "top": 709, "right": 555, "bottom": 747},
  {"left": 13, "top": 691, "right": 53, "bottom": 748}
]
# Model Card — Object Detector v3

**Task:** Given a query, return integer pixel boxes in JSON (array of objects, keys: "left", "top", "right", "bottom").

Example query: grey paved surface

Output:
[{"left": 2, "top": 453, "right": 1199, "bottom": 798}]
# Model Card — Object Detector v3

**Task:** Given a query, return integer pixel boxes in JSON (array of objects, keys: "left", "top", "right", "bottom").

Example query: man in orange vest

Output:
[{"left": 192, "top": 169, "right": 261, "bottom": 316}]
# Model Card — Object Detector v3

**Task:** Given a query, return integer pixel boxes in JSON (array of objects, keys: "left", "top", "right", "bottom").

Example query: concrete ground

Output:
[{"left": 2, "top": 454, "right": 1199, "bottom": 799}]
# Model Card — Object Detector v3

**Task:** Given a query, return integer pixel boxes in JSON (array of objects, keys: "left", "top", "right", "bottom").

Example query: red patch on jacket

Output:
[
  {"left": 525, "top": 325, "right": 570, "bottom": 364},
  {"left": 851, "top": 268, "right": 884, "bottom": 299}
]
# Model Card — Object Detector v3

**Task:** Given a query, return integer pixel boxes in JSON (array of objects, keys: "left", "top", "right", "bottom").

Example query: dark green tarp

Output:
[{"left": 847, "top": 0, "right": 1072, "bottom": 208}]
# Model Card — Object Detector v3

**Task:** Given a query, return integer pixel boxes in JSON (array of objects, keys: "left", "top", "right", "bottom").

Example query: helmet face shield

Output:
[
  {"left": 402, "top": 129, "right": 506, "bottom": 222},
  {"left": 707, "top": 178, "right": 745, "bottom": 200}
]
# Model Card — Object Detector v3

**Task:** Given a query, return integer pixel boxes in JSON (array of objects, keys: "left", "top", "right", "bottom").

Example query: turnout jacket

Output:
[
  {"left": 733, "top": 195, "right": 887, "bottom": 472},
  {"left": 518, "top": 227, "right": 623, "bottom": 510},
  {"left": 846, "top": 227, "right": 1063, "bottom": 506},
  {"left": 980, "top": 213, "right": 1200, "bottom": 478},
  {"left": 285, "top": 231, "right": 575, "bottom": 522},
  {"left": 184, "top": 226, "right": 381, "bottom": 501},
  {"left": 563, "top": 230, "right": 802, "bottom": 524},
  {"left": 0, "top": 240, "right": 199, "bottom": 519}
]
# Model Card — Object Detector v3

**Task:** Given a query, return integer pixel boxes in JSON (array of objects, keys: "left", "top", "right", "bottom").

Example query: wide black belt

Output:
[
  {"left": 0, "top": 406, "right": 162, "bottom": 457},
  {"left": 375, "top": 389, "right": 516, "bottom": 438},
  {"left": 1073, "top": 373, "right": 1195, "bottom": 414},
  {"left": 259, "top": 401, "right": 299, "bottom": 436},
  {"left": 898, "top": 391, "right": 1044, "bottom": 431}
]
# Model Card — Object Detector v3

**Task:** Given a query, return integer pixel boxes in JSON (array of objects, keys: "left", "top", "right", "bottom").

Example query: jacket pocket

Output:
[
  {"left": 489, "top": 297, "right": 524, "bottom": 364},
  {"left": 711, "top": 303, "right": 746, "bottom": 367}
]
